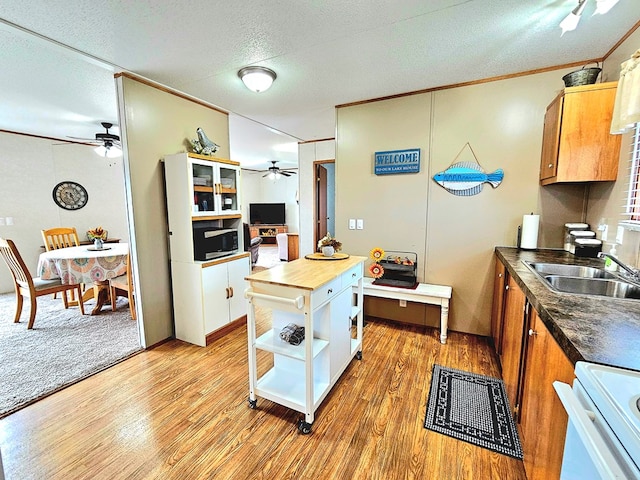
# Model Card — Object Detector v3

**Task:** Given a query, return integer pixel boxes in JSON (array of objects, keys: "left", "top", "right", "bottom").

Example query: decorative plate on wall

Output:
[{"left": 52, "top": 181, "right": 88, "bottom": 210}]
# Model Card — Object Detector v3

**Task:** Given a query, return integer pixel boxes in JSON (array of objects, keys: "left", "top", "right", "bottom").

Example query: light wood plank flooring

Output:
[{"left": 0, "top": 318, "right": 526, "bottom": 480}]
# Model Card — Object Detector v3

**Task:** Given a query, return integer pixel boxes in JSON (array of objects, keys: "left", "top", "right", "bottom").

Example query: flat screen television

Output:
[{"left": 249, "top": 203, "right": 286, "bottom": 225}]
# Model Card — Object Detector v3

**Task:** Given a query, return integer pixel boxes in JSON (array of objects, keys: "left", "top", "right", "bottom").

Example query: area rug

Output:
[
  {"left": 424, "top": 364, "right": 523, "bottom": 459},
  {"left": 0, "top": 292, "right": 141, "bottom": 418}
]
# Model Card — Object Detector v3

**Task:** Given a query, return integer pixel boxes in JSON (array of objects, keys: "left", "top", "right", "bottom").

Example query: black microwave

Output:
[{"left": 192, "top": 223, "right": 239, "bottom": 261}]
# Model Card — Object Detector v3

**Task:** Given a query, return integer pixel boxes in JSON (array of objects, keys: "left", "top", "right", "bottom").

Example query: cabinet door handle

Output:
[
  {"left": 498, "top": 273, "right": 503, "bottom": 278},
  {"left": 548, "top": 163, "right": 553, "bottom": 169},
  {"left": 229, "top": 287, "right": 234, "bottom": 298},
  {"left": 528, "top": 329, "right": 537, "bottom": 336},
  {"left": 327, "top": 288, "right": 333, "bottom": 294},
  {"left": 505, "top": 285, "right": 510, "bottom": 290},
  {"left": 225, "top": 287, "right": 230, "bottom": 299}
]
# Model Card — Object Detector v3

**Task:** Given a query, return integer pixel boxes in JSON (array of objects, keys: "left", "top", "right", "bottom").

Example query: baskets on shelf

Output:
[{"left": 562, "top": 64, "right": 602, "bottom": 87}]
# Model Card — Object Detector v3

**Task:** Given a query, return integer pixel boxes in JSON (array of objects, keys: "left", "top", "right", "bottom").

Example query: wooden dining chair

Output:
[
  {"left": 41, "top": 227, "right": 82, "bottom": 302},
  {"left": 41, "top": 227, "right": 80, "bottom": 251},
  {"left": 0, "top": 237, "right": 85, "bottom": 329},
  {"left": 109, "top": 254, "right": 136, "bottom": 320}
]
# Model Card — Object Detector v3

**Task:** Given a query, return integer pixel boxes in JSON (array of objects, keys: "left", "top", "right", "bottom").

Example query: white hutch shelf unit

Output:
[{"left": 163, "top": 152, "right": 250, "bottom": 346}]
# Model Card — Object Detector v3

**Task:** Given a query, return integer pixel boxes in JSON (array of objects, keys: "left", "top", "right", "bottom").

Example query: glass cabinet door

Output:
[
  {"left": 191, "top": 159, "right": 241, "bottom": 216},
  {"left": 217, "top": 164, "right": 240, "bottom": 214},
  {"left": 192, "top": 161, "right": 216, "bottom": 215}
]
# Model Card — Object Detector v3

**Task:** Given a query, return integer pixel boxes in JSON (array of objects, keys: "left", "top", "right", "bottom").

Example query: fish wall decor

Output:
[{"left": 433, "top": 143, "right": 504, "bottom": 196}]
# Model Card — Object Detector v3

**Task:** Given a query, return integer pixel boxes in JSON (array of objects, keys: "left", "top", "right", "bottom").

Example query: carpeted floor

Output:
[
  {"left": 253, "top": 245, "right": 283, "bottom": 271},
  {"left": 0, "top": 291, "right": 141, "bottom": 418}
]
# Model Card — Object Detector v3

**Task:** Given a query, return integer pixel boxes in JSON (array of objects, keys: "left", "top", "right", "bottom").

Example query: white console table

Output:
[{"left": 361, "top": 277, "right": 452, "bottom": 344}]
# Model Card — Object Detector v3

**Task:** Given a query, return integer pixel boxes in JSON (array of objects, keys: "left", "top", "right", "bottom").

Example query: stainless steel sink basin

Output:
[
  {"left": 526, "top": 262, "right": 616, "bottom": 279},
  {"left": 543, "top": 275, "right": 640, "bottom": 299}
]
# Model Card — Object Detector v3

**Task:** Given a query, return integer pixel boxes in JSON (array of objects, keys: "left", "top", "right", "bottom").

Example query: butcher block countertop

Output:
[
  {"left": 496, "top": 247, "right": 640, "bottom": 372},
  {"left": 246, "top": 255, "right": 367, "bottom": 290}
]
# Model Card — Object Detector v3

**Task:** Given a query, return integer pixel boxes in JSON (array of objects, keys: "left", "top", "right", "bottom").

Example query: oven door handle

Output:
[{"left": 553, "top": 381, "right": 630, "bottom": 479}]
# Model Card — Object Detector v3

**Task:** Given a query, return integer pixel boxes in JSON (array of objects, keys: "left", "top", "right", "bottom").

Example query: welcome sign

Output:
[{"left": 374, "top": 148, "right": 420, "bottom": 175}]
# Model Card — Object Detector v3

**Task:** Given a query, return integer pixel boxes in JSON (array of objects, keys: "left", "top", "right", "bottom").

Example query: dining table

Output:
[{"left": 37, "top": 242, "right": 129, "bottom": 315}]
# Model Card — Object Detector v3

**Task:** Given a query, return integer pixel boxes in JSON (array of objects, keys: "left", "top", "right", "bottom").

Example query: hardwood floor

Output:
[{"left": 0, "top": 317, "right": 526, "bottom": 480}]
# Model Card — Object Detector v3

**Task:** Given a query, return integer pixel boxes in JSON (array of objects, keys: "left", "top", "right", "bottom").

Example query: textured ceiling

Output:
[{"left": 0, "top": 1, "right": 638, "bottom": 170}]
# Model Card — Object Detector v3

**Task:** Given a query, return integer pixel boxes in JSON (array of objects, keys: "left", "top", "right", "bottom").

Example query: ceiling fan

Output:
[
  {"left": 262, "top": 161, "right": 297, "bottom": 178},
  {"left": 68, "top": 122, "right": 122, "bottom": 157}
]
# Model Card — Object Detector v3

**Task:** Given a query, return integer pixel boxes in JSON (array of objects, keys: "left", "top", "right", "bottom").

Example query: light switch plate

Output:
[
  {"left": 356, "top": 219, "right": 364, "bottom": 230},
  {"left": 349, "top": 219, "right": 356, "bottom": 230}
]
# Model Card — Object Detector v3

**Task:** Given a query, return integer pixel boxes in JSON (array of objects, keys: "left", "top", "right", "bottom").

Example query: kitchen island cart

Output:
[{"left": 245, "top": 255, "right": 366, "bottom": 434}]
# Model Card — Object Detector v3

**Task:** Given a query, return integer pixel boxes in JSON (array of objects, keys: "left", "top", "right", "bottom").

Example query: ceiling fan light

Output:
[
  {"left": 94, "top": 145, "right": 107, "bottom": 157},
  {"left": 94, "top": 144, "right": 122, "bottom": 158},
  {"left": 238, "top": 66, "right": 277, "bottom": 93},
  {"left": 594, "top": 0, "right": 619, "bottom": 14},
  {"left": 106, "top": 145, "right": 122, "bottom": 158}
]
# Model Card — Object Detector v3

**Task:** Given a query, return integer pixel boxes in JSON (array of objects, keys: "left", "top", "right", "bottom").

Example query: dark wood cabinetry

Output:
[
  {"left": 519, "top": 309, "right": 574, "bottom": 479},
  {"left": 500, "top": 275, "right": 527, "bottom": 416},
  {"left": 492, "top": 255, "right": 576, "bottom": 479}
]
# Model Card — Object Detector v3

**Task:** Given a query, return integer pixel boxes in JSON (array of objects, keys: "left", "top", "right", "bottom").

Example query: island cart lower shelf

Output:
[{"left": 245, "top": 255, "right": 366, "bottom": 434}]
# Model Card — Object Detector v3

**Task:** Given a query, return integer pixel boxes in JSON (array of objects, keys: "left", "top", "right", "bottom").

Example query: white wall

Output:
[
  {"left": 241, "top": 169, "right": 299, "bottom": 233},
  {"left": 0, "top": 132, "right": 128, "bottom": 293}
]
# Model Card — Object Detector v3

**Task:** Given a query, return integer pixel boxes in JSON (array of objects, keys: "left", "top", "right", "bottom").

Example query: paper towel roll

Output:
[{"left": 520, "top": 214, "right": 539, "bottom": 250}]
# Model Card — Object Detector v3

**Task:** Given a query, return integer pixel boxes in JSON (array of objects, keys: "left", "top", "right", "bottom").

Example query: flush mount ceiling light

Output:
[
  {"left": 560, "top": 0, "right": 587, "bottom": 35},
  {"left": 238, "top": 66, "right": 277, "bottom": 93}
]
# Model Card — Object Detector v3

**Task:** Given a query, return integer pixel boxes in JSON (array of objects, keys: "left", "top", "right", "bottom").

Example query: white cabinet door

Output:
[
  {"left": 329, "top": 287, "right": 353, "bottom": 382},
  {"left": 202, "top": 263, "right": 231, "bottom": 334},
  {"left": 227, "top": 255, "right": 250, "bottom": 322}
]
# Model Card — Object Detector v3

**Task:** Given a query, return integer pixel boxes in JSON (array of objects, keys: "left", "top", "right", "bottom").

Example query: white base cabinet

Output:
[
  {"left": 245, "top": 257, "right": 365, "bottom": 434},
  {"left": 171, "top": 253, "right": 250, "bottom": 347}
]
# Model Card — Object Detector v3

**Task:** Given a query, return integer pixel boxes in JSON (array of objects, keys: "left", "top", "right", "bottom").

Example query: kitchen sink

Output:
[
  {"left": 543, "top": 275, "right": 640, "bottom": 299},
  {"left": 523, "top": 261, "right": 640, "bottom": 299},
  {"left": 525, "top": 262, "right": 616, "bottom": 279}
]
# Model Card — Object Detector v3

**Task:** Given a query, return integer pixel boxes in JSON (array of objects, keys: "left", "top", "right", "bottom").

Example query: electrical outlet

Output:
[
  {"left": 356, "top": 219, "right": 364, "bottom": 230},
  {"left": 616, "top": 226, "right": 625, "bottom": 245},
  {"left": 349, "top": 219, "right": 356, "bottom": 230},
  {"left": 399, "top": 299, "right": 407, "bottom": 307}
]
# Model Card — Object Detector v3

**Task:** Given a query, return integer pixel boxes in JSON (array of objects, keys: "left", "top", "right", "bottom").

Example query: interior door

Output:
[{"left": 315, "top": 164, "right": 328, "bottom": 248}]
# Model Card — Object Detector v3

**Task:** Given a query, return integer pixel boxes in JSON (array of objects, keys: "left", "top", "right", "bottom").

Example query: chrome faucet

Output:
[{"left": 597, "top": 252, "right": 640, "bottom": 279}]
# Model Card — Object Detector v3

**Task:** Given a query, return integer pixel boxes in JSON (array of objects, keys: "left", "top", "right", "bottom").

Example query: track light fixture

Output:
[
  {"left": 560, "top": 0, "right": 587, "bottom": 35},
  {"left": 560, "top": 0, "right": 619, "bottom": 35},
  {"left": 238, "top": 66, "right": 277, "bottom": 93}
]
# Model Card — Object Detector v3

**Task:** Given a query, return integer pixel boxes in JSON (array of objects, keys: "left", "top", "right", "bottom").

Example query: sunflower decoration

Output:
[
  {"left": 368, "top": 262, "right": 385, "bottom": 279},
  {"left": 369, "top": 247, "right": 385, "bottom": 263}
]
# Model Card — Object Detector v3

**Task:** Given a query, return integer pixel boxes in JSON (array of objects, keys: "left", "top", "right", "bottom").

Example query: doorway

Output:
[{"left": 314, "top": 160, "right": 335, "bottom": 248}]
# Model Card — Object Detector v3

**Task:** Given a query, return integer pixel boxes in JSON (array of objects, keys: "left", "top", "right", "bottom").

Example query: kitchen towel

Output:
[{"left": 520, "top": 214, "right": 539, "bottom": 250}]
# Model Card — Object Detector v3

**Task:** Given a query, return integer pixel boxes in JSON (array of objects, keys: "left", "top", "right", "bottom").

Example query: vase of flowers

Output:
[
  {"left": 317, "top": 233, "right": 342, "bottom": 257},
  {"left": 87, "top": 226, "right": 107, "bottom": 249}
]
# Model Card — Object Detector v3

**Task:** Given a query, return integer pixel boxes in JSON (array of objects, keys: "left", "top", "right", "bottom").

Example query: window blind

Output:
[{"left": 623, "top": 123, "right": 640, "bottom": 223}]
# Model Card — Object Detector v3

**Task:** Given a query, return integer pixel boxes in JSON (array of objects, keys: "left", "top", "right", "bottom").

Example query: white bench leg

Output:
[{"left": 440, "top": 299, "right": 449, "bottom": 344}]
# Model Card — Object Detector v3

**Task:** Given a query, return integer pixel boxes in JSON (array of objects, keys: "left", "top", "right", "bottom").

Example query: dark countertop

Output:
[{"left": 495, "top": 247, "right": 640, "bottom": 372}]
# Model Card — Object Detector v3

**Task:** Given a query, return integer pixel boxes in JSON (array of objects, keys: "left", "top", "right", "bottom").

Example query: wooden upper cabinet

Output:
[{"left": 539, "top": 82, "right": 622, "bottom": 185}]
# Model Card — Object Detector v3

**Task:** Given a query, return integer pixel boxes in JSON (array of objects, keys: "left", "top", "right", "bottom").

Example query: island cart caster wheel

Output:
[
  {"left": 296, "top": 419, "right": 312, "bottom": 435},
  {"left": 248, "top": 398, "right": 257, "bottom": 409},
  {"left": 356, "top": 351, "right": 362, "bottom": 360}
]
